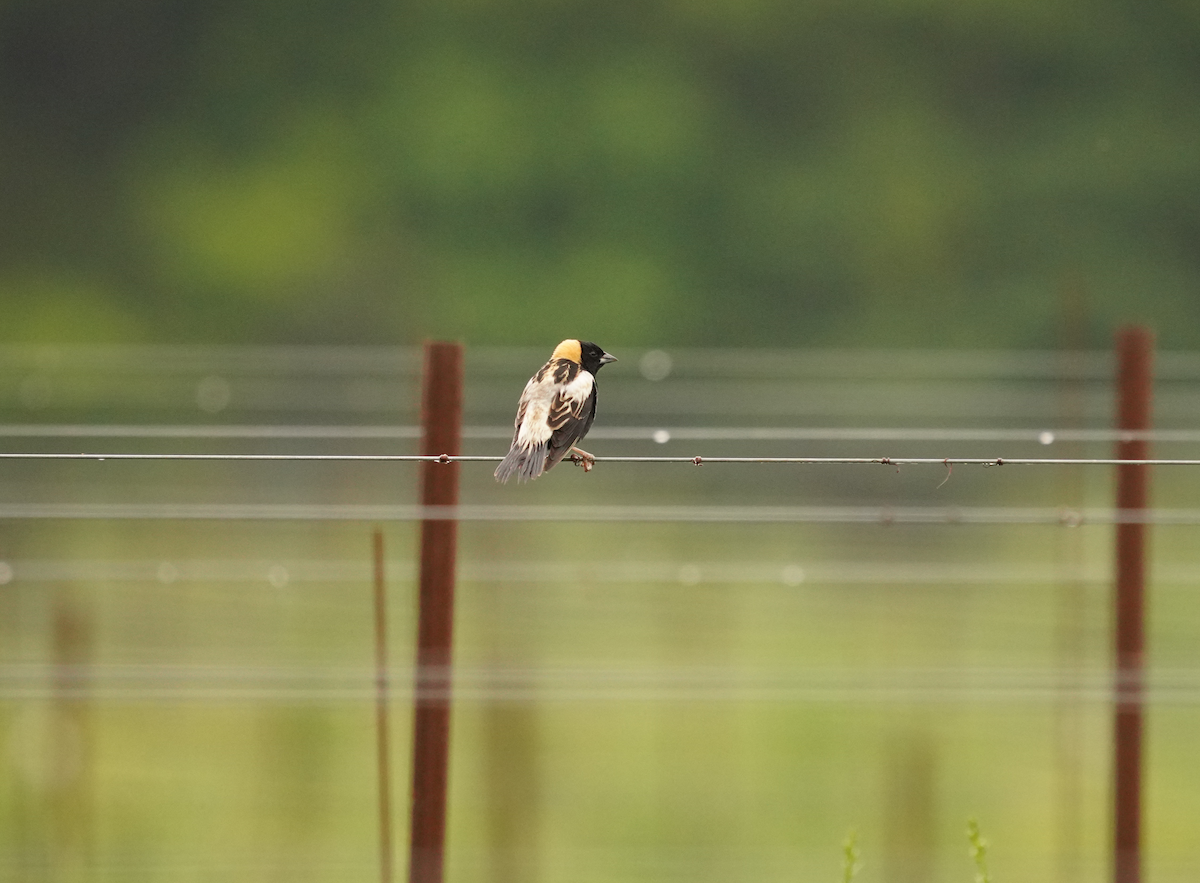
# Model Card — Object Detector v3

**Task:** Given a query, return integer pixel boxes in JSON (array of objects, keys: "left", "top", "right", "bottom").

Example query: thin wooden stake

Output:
[
  {"left": 409, "top": 342, "right": 463, "bottom": 883},
  {"left": 52, "top": 600, "right": 94, "bottom": 874},
  {"left": 1113, "top": 326, "right": 1153, "bottom": 883},
  {"left": 374, "top": 528, "right": 394, "bottom": 883}
]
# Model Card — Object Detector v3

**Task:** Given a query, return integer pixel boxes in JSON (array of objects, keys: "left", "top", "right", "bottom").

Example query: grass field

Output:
[{"left": 1, "top": 346, "right": 1198, "bottom": 882}]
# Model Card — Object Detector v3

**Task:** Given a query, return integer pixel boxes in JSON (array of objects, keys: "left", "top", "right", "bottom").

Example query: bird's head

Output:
[
  {"left": 553, "top": 339, "right": 617, "bottom": 374},
  {"left": 578, "top": 341, "right": 617, "bottom": 375}
]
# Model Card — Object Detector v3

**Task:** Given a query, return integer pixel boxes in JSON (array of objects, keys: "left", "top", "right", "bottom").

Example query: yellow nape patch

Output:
[{"left": 551, "top": 339, "right": 582, "bottom": 363}]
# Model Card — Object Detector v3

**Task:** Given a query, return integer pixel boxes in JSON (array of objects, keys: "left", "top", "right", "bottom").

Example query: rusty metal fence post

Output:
[
  {"left": 1112, "top": 326, "right": 1153, "bottom": 883},
  {"left": 409, "top": 341, "right": 463, "bottom": 883}
]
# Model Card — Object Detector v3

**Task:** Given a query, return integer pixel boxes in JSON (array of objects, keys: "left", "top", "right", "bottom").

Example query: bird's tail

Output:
[{"left": 494, "top": 443, "right": 548, "bottom": 483}]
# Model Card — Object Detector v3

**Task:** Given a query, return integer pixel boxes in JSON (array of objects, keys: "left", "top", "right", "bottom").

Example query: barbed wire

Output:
[{"left": 0, "top": 451, "right": 1193, "bottom": 466}]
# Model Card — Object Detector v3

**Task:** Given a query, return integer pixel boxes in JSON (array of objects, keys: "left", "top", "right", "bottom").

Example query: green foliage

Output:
[
  {"left": 841, "top": 829, "right": 862, "bottom": 883},
  {"left": 834, "top": 821, "right": 992, "bottom": 882},
  {"left": 2, "top": 1, "right": 1200, "bottom": 346},
  {"left": 967, "top": 818, "right": 992, "bottom": 883}
]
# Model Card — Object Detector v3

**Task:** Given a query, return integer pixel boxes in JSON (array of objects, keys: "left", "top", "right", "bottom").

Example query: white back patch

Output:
[{"left": 515, "top": 370, "right": 593, "bottom": 447}]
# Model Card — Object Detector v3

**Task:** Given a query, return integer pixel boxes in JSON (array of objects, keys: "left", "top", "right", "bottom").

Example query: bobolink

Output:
[{"left": 494, "top": 339, "right": 617, "bottom": 483}]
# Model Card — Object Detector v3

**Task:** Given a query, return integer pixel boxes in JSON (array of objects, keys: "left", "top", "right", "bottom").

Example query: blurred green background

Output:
[
  {"left": 2, "top": 347, "right": 1200, "bottom": 882},
  {"left": 2, "top": 0, "right": 1199, "bottom": 347},
  {"left": 3, "top": 1, "right": 1200, "bottom": 882}
]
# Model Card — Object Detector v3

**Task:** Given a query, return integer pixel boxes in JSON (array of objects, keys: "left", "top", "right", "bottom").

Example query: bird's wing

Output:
[
  {"left": 511, "top": 380, "right": 534, "bottom": 432},
  {"left": 497, "top": 359, "right": 594, "bottom": 482},
  {"left": 510, "top": 364, "right": 561, "bottom": 447},
  {"left": 495, "top": 373, "right": 552, "bottom": 483},
  {"left": 544, "top": 370, "right": 597, "bottom": 468}
]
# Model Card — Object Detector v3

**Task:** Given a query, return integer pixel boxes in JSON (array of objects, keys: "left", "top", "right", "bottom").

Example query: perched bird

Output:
[{"left": 494, "top": 339, "right": 617, "bottom": 483}]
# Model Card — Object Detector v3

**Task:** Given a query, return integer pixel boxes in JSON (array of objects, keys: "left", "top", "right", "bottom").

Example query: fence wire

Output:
[
  {"left": 0, "top": 502, "right": 1196, "bottom": 524},
  {"left": 3, "top": 424, "right": 1200, "bottom": 443},
  {"left": 1, "top": 662, "right": 1196, "bottom": 705}
]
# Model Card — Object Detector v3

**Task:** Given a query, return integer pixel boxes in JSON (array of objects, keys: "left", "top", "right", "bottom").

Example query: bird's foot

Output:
[{"left": 568, "top": 447, "right": 595, "bottom": 472}]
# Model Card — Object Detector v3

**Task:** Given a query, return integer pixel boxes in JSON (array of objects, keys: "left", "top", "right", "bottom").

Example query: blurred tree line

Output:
[{"left": 1, "top": 0, "right": 1198, "bottom": 348}]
